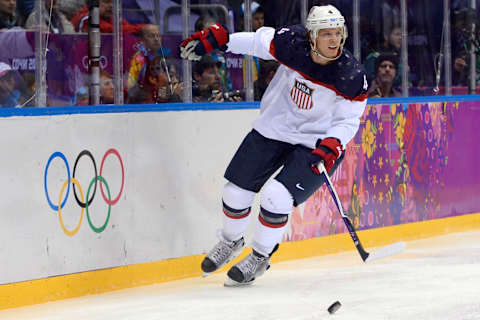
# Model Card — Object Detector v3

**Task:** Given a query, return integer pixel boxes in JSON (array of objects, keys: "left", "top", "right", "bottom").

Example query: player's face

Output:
[{"left": 315, "top": 28, "right": 343, "bottom": 59}]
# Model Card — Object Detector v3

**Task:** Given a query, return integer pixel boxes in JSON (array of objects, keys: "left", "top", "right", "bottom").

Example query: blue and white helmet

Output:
[{"left": 306, "top": 5, "right": 347, "bottom": 60}]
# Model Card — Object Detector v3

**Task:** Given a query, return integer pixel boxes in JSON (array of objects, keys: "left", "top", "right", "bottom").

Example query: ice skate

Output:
[
  {"left": 201, "top": 231, "right": 245, "bottom": 277},
  {"left": 224, "top": 244, "right": 278, "bottom": 287}
]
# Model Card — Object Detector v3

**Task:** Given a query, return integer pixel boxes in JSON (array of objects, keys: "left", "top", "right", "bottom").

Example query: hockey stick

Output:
[{"left": 318, "top": 162, "right": 406, "bottom": 262}]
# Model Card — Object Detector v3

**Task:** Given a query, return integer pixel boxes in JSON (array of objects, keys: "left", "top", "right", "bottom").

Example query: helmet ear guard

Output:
[{"left": 306, "top": 5, "right": 348, "bottom": 61}]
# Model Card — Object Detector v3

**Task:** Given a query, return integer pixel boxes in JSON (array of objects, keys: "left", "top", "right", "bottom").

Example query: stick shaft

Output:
[{"left": 318, "top": 162, "right": 370, "bottom": 261}]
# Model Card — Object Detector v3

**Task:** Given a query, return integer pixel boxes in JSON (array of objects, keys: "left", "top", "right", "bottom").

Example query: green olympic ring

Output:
[
  {"left": 58, "top": 175, "right": 112, "bottom": 236},
  {"left": 86, "top": 176, "right": 111, "bottom": 233}
]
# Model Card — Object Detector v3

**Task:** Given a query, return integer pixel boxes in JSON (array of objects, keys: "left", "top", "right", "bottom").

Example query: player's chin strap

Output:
[
  {"left": 310, "top": 46, "right": 341, "bottom": 61},
  {"left": 310, "top": 39, "right": 344, "bottom": 62}
]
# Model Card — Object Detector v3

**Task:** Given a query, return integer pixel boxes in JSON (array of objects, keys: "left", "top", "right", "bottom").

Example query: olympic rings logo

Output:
[
  {"left": 44, "top": 148, "right": 125, "bottom": 236},
  {"left": 82, "top": 55, "right": 108, "bottom": 70}
]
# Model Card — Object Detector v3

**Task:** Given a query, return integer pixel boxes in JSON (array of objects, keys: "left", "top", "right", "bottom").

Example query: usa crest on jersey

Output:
[{"left": 290, "top": 79, "right": 314, "bottom": 110}]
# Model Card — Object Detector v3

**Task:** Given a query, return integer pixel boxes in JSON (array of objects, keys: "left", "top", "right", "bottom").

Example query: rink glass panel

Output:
[
  {"left": 0, "top": 30, "right": 36, "bottom": 108},
  {"left": 2, "top": 1, "right": 480, "bottom": 108}
]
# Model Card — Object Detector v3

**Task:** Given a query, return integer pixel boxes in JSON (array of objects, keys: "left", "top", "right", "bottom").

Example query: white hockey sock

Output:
[
  {"left": 252, "top": 218, "right": 287, "bottom": 257},
  {"left": 251, "top": 179, "right": 293, "bottom": 256},
  {"left": 221, "top": 182, "right": 256, "bottom": 242},
  {"left": 222, "top": 210, "right": 251, "bottom": 242}
]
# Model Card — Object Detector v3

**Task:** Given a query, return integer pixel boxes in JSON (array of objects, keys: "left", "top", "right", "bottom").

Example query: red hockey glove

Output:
[
  {"left": 180, "top": 24, "right": 229, "bottom": 61},
  {"left": 310, "top": 137, "right": 344, "bottom": 174}
]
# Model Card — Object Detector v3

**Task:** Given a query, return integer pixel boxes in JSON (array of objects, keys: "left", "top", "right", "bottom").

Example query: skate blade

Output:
[
  {"left": 224, "top": 277, "right": 255, "bottom": 287},
  {"left": 202, "top": 272, "right": 211, "bottom": 278}
]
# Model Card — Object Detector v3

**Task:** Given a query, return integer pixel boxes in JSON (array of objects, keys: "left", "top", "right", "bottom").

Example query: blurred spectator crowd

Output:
[{"left": 0, "top": 0, "right": 479, "bottom": 108}]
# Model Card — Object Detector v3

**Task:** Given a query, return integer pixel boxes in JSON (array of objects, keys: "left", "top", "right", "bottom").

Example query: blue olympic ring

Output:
[{"left": 44, "top": 151, "right": 71, "bottom": 211}]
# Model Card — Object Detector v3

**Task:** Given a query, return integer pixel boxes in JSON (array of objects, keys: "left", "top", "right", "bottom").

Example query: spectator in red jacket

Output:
[{"left": 71, "top": 0, "right": 144, "bottom": 34}]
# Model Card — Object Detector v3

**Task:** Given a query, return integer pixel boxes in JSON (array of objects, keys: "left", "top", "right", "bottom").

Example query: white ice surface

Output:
[{"left": 1, "top": 231, "right": 480, "bottom": 320}]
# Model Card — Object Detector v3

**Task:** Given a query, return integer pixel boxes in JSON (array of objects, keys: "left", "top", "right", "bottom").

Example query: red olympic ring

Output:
[{"left": 99, "top": 148, "right": 125, "bottom": 205}]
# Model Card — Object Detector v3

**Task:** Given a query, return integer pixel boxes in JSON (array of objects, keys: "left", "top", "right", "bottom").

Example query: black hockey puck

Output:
[{"left": 328, "top": 301, "right": 342, "bottom": 314}]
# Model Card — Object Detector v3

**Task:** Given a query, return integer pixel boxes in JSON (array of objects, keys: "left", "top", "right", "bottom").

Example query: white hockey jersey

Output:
[{"left": 226, "top": 25, "right": 368, "bottom": 149}]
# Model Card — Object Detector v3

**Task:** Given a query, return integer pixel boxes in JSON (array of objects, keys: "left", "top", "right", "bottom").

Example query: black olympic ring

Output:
[{"left": 73, "top": 150, "right": 98, "bottom": 208}]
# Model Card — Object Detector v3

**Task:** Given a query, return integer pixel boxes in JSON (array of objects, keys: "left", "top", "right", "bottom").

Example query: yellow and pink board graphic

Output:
[{"left": 285, "top": 101, "right": 480, "bottom": 241}]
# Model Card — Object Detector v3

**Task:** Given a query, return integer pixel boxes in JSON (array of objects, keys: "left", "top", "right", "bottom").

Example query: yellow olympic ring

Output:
[{"left": 58, "top": 178, "right": 84, "bottom": 237}]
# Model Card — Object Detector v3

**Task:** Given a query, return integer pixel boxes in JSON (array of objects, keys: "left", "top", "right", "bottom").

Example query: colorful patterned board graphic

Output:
[{"left": 285, "top": 101, "right": 480, "bottom": 241}]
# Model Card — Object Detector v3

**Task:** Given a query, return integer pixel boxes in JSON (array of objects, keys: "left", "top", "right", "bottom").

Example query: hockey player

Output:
[{"left": 180, "top": 5, "right": 368, "bottom": 286}]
